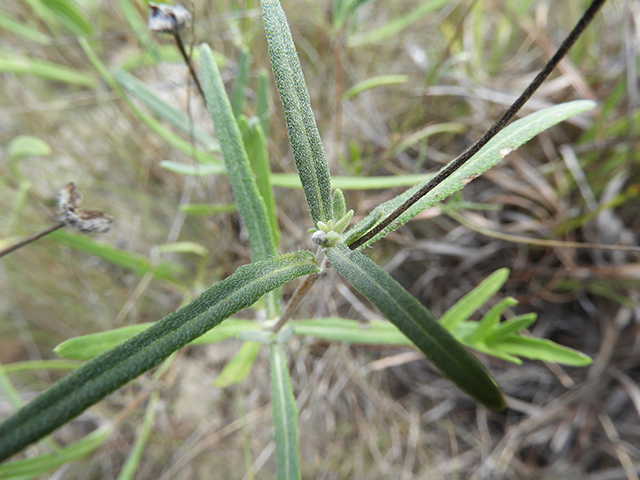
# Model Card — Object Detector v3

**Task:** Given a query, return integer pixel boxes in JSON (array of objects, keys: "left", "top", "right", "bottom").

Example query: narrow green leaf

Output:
[
  {"left": 55, "top": 320, "right": 264, "bottom": 361},
  {"left": 346, "top": 100, "right": 597, "bottom": 248},
  {"left": 180, "top": 203, "right": 236, "bottom": 215},
  {"left": 257, "top": 69, "right": 270, "bottom": 137},
  {"left": 157, "top": 241, "right": 208, "bottom": 256},
  {"left": 160, "top": 160, "right": 226, "bottom": 176},
  {"left": 440, "top": 268, "right": 509, "bottom": 329},
  {"left": 270, "top": 343, "right": 301, "bottom": 480},
  {"left": 0, "top": 426, "right": 111, "bottom": 479},
  {"left": 79, "top": 38, "right": 222, "bottom": 166},
  {"left": 199, "top": 43, "right": 276, "bottom": 265},
  {"left": 0, "top": 13, "right": 51, "bottom": 44},
  {"left": 273, "top": 173, "right": 437, "bottom": 190},
  {"left": 118, "top": 46, "right": 225, "bottom": 71},
  {"left": 261, "top": 0, "right": 333, "bottom": 225},
  {"left": 115, "top": 0, "right": 160, "bottom": 60},
  {"left": 213, "top": 342, "right": 261, "bottom": 388},
  {"left": 164, "top": 165, "right": 435, "bottom": 191},
  {"left": 2, "top": 360, "right": 80, "bottom": 373},
  {"left": 114, "top": 69, "right": 220, "bottom": 152},
  {"left": 50, "top": 229, "right": 184, "bottom": 285},
  {"left": 332, "top": 189, "right": 346, "bottom": 223},
  {"left": 484, "top": 313, "right": 538, "bottom": 341},
  {"left": 0, "top": 362, "right": 23, "bottom": 410},
  {"left": 43, "top": 0, "right": 93, "bottom": 36},
  {"left": 116, "top": 393, "right": 159, "bottom": 480},
  {"left": 8, "top": 136, "right": 51, "bottom": 160},
  {"left": 465, "top": 342, "right": 522, "bottom": 365},
  {"left": 490, "top": 336, "right": 592, "bottom": 366},
  {"left": 0, "top": 54, "right": 96, "bottom": 87},
  {"left": 238, "top": 116, "right": 280, "bottom": 246},
  {"left": 231, "top": 47, "right": 250, "bottom": 118},
  {"left": 347, "top": 0, "right": 451, "bottom": 47},
  {"left": 464, "top": 297, "right": 518, "bottom": 344},
  {"left": 0, "top": 251, "right": 320, "bottom": 461},
  {"left": 343, "top": 75, "right": 408, "bottom": 100},
  {"left": 325, "top": 243, "right": 506, "bottom": 410},
  {"left": 295, "top": 318, "right": 411, "bottom": 345}
]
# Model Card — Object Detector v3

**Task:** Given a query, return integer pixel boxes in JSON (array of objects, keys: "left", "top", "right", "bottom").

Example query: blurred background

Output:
[{"left": 0, "top": 0, "right": 639, "bottom": 478}]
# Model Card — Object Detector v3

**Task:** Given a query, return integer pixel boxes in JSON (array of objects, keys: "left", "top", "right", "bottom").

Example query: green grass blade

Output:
[
  {"left": 0, "top": 13, "right": 51, "bottom": 44},
  {"left": 269, "top": 343, "right": 301, "bottom": 480},
  {"left": 160, "top": 161, "right": 226, "bottom": 176},
  {"left": 231, "top": 47, "right": 250, "bottom": 118},
  {"left": 2, "top": 360, "right": 80, "bottom": 373},
  {"left": 54, "top": 319, "right": 264, "bottom": 361},
  {"left": 440, "top": 268, "right": 509, "bottom": 329},
  {"left": 261, "top": 0, "right": 333, "bottom": 226},
  {"left": 213, "top": 341, "right": 261, "bottom": 388},
  {"left": 0, "top": 251, "right": 320, "bottom": 461},
  {"left": 180, "top": 203, "right": 236, "bottom": 215},
  {"left": 271, "top": 173, "right": 436, "bottom": 190},
  {"left": 50, "top": 229, "right": 184, "bottom": 285},
  {"left": 115, "top": 0, "right": 159, "bottom": 60},
  {"left": 239, "top": 116, "right": 280, "bottom": 246},
  {"left": 114, "top": 69, "right": 220, "bottom": 152},
  {"left": 0, "top": 362, "right": 23, "bottom": 410},
  {"left": 43, "top": 0, "right": 92, "bottom": 36},
  {"left": 163, "top": 166, "right": 435, "bottom": 191},
  {"left": 0, "top": 426, "right": 111, "bottom": 479},
  {"left": 489, "top": 336, "right": 592, "bottom": 366},
  {"left": 347, "top": 0, "right": 451, "bottom": 47},
  {"left": 116, "top": 393, "right": 159, "bottom": 480},
  {"left": 325, "top": 243, "right": 506, "bottom": 410},
  {"left": 295, "top": 318, "right": 411, "bottom": 345},
  {"left": 199, "top": 43, "right": 276, "bottom": 265},
  {"left": 79, "top": 38, "right": 222, "bottom": 166},
  {"left": 346, "top": 100, "right": 597, "bottom": 248},
  {"left": 0, "top": 53, "right": 96, "bottom": 87},
  {"left": 343, "top": 75, "right": 408, "bottom": 100}
]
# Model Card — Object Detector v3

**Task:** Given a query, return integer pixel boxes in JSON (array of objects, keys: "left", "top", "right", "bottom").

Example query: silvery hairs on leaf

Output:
[
  {"left": 58, "top": 183, "right": 113, "bottom": 234},
  {"left": 148, "top": 2, "right": 191, "bottom": 33}
]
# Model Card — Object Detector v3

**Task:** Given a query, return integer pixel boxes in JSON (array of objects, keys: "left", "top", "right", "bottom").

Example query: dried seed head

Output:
[
  {"left": 148, "top": 2, "right": 191, "bottom": 33},
  {"left": 58, "top": 183, "right": 113, "bottom": 234}
]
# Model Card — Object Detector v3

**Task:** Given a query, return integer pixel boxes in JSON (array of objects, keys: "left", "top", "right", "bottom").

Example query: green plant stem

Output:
[
  {"left": 349, "top": 0, "right": 608, "bottom": 250},
  {"left": 0, "top": 221, "right": 64, "bottom": 259}
]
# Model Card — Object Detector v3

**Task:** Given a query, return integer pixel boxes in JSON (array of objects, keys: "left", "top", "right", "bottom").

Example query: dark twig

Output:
[
  {"left": 174, "top": 31, "right": 205, "bottom": 100},
  {"left": 0, "top": 222, "right": 65, "bottom": 259},
  {"left": 349, "top": 0, "right": 608, "bottom": 250}
]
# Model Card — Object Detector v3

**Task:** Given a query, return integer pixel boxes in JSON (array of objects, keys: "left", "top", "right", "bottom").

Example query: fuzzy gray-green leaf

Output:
[
  {"left": 261, "top": 0, "right": 333, "bottom": 226},
  {"left": 199, "top": 43, "right": 276, "bottom": 264},
  {"left": 0, "top": 251, "right": 319, "bottom": 462},
  {"left": 325, "top": 243, "right": 506, "bottom": 410},
  {"left": 270, "top": 343, "right": 301, "bottom": 480},
  {"left": 346, "top": 100, "right": 596, "bottom": 248}
]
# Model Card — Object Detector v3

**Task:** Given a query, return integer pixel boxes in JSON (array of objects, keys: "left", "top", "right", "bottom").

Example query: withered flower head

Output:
[
  {"left": 58, "top": 183, "right": 113, "bottom": 234},
  {"left": 148, "top": 2, "right": 191, "bottom": 34}
]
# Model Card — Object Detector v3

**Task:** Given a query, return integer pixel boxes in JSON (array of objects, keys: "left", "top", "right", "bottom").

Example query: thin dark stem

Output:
[
  {"left": 0, "top": 221, "right": 65, "bottom": 259},
  {"left": 349, "top": 0, "right": 608, "bottom": 250},
  {"left": 271, "top": 258, "right": 328, "bottom": 333},
  {"left": 174, "top": 32, "right": 205, "bottom": 100}
]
